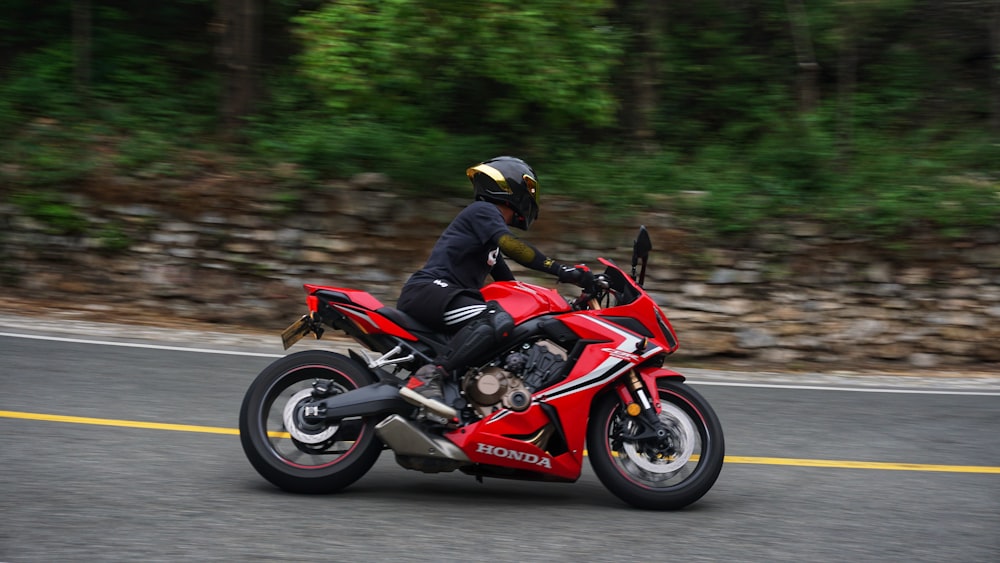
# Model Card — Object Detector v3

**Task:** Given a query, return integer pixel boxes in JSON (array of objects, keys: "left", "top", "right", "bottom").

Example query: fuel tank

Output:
[{"left": 481, "top": 281, "right": 571, "bottom": 323}]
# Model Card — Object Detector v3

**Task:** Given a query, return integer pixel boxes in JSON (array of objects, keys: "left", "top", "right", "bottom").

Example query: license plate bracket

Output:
[{"left": 281, "top": 314, "right": 316, "bottom": 350}]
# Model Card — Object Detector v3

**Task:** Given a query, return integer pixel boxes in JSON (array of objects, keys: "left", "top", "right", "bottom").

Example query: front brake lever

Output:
[{"left": 572, "top": 292, "right": 593, "bottom": 310}]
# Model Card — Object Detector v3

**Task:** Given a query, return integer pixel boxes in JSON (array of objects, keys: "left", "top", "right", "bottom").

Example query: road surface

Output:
[{"left": 1, "top": 315, "right": 998, "bottom": 562}]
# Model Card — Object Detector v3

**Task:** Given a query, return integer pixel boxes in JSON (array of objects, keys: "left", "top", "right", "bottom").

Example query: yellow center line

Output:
[
  {"left": 724, "top": 455, "right": 1000, "bottom": 473},
  {"left": 1, "top": 409, "right": 240, "bottom": 435},
  {"left": 3, "top": 410, "right": 999, "bottom": 474}
]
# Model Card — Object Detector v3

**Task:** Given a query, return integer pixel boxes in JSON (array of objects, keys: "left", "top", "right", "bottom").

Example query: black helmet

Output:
[{"left": 467, "top": 156, "right": 539, "bottom": 230}]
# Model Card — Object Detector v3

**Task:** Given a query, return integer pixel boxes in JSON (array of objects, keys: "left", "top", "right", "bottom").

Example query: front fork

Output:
[{"left": 614, "top": 368, "right": 677, "bottom": 441}]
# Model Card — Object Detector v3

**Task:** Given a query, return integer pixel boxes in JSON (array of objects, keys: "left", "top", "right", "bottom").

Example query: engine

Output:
[{"left": 462, "top": 339, "right": 568, "bottom": 419}]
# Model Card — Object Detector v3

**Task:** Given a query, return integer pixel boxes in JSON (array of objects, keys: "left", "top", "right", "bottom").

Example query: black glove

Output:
[{"left": 557, "top": 264, "right": 596, "bottom": 294}]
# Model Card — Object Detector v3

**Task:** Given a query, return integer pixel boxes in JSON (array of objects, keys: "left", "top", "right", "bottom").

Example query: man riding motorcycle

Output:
[{"left": 395, "top": 156, "right": 595, "bottom": 419}]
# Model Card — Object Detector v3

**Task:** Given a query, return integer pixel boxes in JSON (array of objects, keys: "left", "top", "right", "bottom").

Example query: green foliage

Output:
[
  {"left": 669, "top": 125, "right": 1000, "bottom": 238},
  {"left": 656, "top": 0, "right": 795, "bottom": 144},
  {"left": 0, "top": 42, "right": 80, "bottom": 127},
  {"left": 831, "top": 129, "right": 1000, "bottom": 235},
  {"left": 95, "top": 223, "right": 132, "bottom": 253},
  {"left": 542, "top": 147, "right": 679, "bottom": 209},
  {"left": 672, "top": 144, "right": 771, "bottom": 236},
  {"left": 248, "top": 113, "right": 500, "bottom": 192},
  {"left": 10, "top": 191, "right": 89, "bottom": 235},
  {"left": 0, "top": 119, "right": 96, "bottom": 186},
  {"left": 292, "top": 0, "right": 623, "bottom": 139},
  {"left": 0, "top": 0, "right": 998, "bottom": 242}
]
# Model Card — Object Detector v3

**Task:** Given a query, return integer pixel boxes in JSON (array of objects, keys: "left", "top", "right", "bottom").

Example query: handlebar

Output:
[
  {"left": 571, "top": 274, "right": 611, "bottom": 310},
  {"left": 595, "top": 274, "right": 611, "bottom": 291}
]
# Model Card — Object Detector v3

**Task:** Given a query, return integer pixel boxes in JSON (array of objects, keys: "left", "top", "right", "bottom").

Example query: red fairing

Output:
[
  {"left": 481, "top": 281, "right": 571, "bottom": 322},
  {"left": 304, "top": 284, "right": 385, "bottom": 310},
  {"left": 592, "top": 257, "right": 680, "bottom": 354},
  {"left": 331, "top": 303, "right": 419, "bottom": 341},
  {"left": 445, "top": 405, "right": 583, "bottom": 480},
  {"left": 444, "top": 312, "right": 678, "bottom": 481},
  {"left": 302, "top": 284, "right": 418, "bottom": 340}
]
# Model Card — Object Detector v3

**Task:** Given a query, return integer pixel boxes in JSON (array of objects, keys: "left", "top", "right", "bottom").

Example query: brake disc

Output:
[
  {"left": 282, "top": 388, "right": 339, "bottom": 444},
  {"left": 622, "top": 402, "right": 696, "bottom": 473}
]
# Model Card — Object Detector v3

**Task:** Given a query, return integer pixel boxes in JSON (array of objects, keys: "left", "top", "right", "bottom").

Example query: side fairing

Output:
[{"left": 443, "top": 312, "right": 668, "bottom": 480}]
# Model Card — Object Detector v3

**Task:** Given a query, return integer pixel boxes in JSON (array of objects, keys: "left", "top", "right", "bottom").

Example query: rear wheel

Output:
[
  {"left": 587, "top": 379, "right": 724, "bottom": 509},
  {"left": 239, "top": 350, "right": 382, "bottom": 493}
]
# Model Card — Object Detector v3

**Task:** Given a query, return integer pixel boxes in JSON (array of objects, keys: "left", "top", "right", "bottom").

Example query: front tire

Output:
[
  {"left": 239, "top": 350, "right": 382, "bottom": 493},
  {"left": 587, "top": 379, "right": 724, "bottom": 510}
]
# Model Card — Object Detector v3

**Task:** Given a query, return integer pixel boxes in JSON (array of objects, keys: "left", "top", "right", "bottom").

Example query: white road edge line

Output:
[
  {"left": 0, "top": 331, "right": 284, "bottom": 358},
  {"left": 2, "top": 331, "right": 998, "bottom": 396},
  {"left": 691, "top": 381, "right": 1000, "bottom": 396}
]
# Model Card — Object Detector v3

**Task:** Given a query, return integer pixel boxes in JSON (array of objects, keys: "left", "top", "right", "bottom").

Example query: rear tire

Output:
[
  {"left": 587, "top": 379, "right": 724, "bottom": 510},
  {"left": 239, "top": 350, "right": 382, "bottom": 493}
]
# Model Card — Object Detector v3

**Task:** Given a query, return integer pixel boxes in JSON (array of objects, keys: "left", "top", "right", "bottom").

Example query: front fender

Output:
[{"left": 635, "top": 366, "right": 686, "bottom": 413}]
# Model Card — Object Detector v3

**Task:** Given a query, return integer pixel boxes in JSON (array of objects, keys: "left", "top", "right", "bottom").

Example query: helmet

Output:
[{"left": 467, "top": 156, "right": 539, "bottom": 230}]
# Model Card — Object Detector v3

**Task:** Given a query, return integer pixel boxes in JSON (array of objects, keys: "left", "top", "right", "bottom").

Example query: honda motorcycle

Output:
[{"left": 239, "top": 227, "right": 724, "bottom": 510}]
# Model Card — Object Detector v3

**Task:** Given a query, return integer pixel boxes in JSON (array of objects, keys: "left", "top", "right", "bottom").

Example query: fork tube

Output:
[{"left": 628, "top": 370, "right": 665, "bottom": 433}]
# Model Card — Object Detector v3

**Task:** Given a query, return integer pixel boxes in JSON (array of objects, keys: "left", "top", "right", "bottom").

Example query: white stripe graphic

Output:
[
  {"left": 444, "top": 312, "right": 483, "bottom": 326},
  {"left": 443, "top": 305, "right": 487, "bottom": 325},
  {"left": 535, "top": 316, "right": 645, "bottom": 401},
  {"left": 534, "top": 316, "right": 667, "bottom": 403},
  {"left": 443, "top": 305, "right": 486, "bottom": 319}
]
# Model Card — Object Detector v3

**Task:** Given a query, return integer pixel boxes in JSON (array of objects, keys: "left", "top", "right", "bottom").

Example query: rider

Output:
[{"left": 396, "top": 156, "right": 594, "bottom": 419}]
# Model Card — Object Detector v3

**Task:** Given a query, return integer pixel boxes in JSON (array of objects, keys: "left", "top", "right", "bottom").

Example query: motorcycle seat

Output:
[{"left": 377, "top": 307, "right": 449, "bottom": 344}]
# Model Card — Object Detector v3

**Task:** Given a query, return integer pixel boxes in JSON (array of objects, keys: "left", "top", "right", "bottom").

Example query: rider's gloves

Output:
[{"left": 557, "top": 264, "right": 596, "bottom": 294}]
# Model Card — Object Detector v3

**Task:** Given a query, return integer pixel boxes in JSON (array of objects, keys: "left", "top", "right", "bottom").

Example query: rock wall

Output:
[{"left": 2, "top": 174, "right": 999, "bottom": 370}]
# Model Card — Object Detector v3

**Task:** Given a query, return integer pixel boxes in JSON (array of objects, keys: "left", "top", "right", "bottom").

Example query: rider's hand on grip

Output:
[{"left": 558, "top": 264, "right": 597, "bottom": 295}]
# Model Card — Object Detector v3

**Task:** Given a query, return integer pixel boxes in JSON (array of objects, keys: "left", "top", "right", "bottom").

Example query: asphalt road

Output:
[{"left": 1, "top": 318, "right": 998, "bottom": 563}]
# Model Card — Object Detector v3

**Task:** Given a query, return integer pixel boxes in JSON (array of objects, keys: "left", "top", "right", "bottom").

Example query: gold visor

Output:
[{"left": 467, "top": 164, "right": 512, "bottom": 194}]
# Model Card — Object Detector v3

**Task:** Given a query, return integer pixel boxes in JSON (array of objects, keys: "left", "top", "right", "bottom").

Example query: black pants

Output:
[
  {"left": 396, "top": 280, "right": 486, "bottom": 333},
  {"left": 398, "top": 280, "right": 515, "bottom": 374}
]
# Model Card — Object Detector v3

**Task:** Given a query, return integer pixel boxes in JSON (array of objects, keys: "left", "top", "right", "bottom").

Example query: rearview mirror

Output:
[
  {"left": 632, "top": 226, "right": 651, "bottom": 266},
  {"left": 631, "top": 226, "right": 652, "bottom": 287}
]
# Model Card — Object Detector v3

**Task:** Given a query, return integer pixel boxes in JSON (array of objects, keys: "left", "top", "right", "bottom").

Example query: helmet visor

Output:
[
  {"left": 467, "top": 164, "right": 509, "bottom": 194},
  {"left": 518, "top": 174, "right": 539, "bottom": 227}
]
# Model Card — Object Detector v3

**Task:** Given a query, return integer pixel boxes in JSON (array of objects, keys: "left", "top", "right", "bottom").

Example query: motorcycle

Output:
[{"left": 239, "top": 226, "right": 724, "bottom": 510}]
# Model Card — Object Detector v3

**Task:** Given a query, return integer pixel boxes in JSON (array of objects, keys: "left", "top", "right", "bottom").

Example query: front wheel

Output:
[
  {"left": 587, "top": 379, "right": 724, "bottom": 510},
  {"left": 239, "top": 350, "right": 383, "bottom": 493}
]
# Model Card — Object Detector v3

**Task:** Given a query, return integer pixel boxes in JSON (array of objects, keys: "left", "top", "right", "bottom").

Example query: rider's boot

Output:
[
  {"left": 399, "top": 364, "right": 457, "bottom": 419},
  {"left": 400, "top": 302, "right": 514, "bottom": 420}
]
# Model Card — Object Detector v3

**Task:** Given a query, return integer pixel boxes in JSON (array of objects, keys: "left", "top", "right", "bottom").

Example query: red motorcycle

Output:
[{"left": 239, "top": 227, "right": 724, "bottom": 509}]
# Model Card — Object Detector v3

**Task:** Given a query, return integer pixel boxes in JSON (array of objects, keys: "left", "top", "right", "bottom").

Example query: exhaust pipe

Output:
[{"left": 375, "top": 415, "right": 470, "bottom": 462}]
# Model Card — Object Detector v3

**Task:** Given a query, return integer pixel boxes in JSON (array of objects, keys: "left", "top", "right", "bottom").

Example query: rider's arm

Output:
[
  {"left": 496, "top": 233, "right": 570, "bottom": 278},
  {"left": 495, "top": 232, "right": 594, "bottom": 291},
  {"left": 490, "top": 254, "right": 515, "bottom": 281}
]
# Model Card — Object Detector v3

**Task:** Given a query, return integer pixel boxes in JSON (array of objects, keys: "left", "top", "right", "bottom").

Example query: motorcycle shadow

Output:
[
  {"left": 369, "top": 477, "right": 623, "bottom": 507},
  {"left": 245, "top": 470, "right": 628, "bottom": 510}
]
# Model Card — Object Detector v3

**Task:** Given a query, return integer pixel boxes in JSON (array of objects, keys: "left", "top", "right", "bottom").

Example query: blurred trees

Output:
[
  {"left": 217, "top": 0, "right": 262, "bottom": 132},
  {"left": 1, "top": 0, "right": 998, "bottom": 237},
  {"left": 293, "top": 0, "right": 622, "bottom": 147}
]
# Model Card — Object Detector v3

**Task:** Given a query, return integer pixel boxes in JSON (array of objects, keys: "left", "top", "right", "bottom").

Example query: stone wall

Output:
[{"left": 2, "top": 174, "right": 999, "bottom": 370}]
